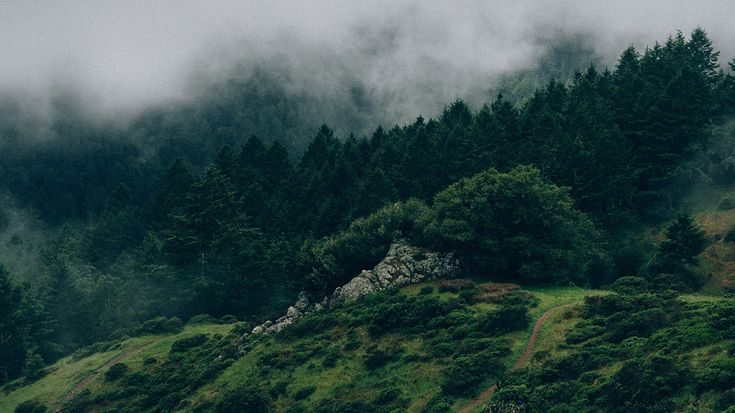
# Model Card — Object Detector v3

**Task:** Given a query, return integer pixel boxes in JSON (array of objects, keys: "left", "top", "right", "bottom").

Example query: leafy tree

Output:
[{"left": 423, "top": 165, "right": 607, "bottom": 284}]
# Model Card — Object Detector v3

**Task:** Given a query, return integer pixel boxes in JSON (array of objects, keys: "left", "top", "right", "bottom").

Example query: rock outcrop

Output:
[
  {"left": 330, "top": 243, "right": 460, "bottom": 305},
  {"left": 244, "top": 242, "right": 459, "bottom": 337}
]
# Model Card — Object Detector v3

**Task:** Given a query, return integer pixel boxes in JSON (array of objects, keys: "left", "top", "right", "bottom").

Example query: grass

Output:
[
  {"left": 0, "top": 323, "right": 233, "bottom": 413},
  {"left": 2, "top": 282, "right": 606, "bottom": 413}
]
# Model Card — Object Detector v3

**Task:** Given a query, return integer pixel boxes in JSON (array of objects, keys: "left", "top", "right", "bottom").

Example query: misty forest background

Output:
[{"left": 1, "top": 28, "right": 735, "bottom": 385}]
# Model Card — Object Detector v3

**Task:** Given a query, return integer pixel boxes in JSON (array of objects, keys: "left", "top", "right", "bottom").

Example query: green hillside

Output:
[
  {"left": 2, "top": 282, "right": 602, "bottom": 413},
  {"left": 5, "top": 278, "right": 735, "bottom": 413}
]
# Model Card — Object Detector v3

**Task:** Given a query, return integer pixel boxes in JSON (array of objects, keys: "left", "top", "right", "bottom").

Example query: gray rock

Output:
[
  {"left": 329, "top": 242, "right": 459, "bottom": 306},
  {"left": 246, "top": 241, "right": 459, "bottom": 338}
]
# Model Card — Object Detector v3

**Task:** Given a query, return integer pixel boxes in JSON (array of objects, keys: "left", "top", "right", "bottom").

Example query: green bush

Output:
[
  {"left": 187, "top": 314, "right": 219, "bottom": 325},
  {"left": 104, "top": 363, "right": 128, "bottom": 381},
  {"left": 292, "top": 385, "right": 316, "bottom": 400},
  {"left": 171, "top": 334, "right": 208, "bottom": 353},
  {"left": 422, "top": 395, "right": 453, "bottom": 413},
  {"left": 480, "top": 304, "right": 529, "bottom": 334},
  {"left": 216, "top": 386, "right": 271, "bottom": 413},
  {"left": 718, "top": 197, "right": 735, "bottom": 210},
  {"left": 725, "top": 226, "right": 735, "bottom": 242},
  {"left": 14, "top": 399, "right": 47, "bottom": 413},
  {"left": 364, "top": 345, "right": 398, "bottom": 370},
  {"left": 419, "top": 285, "right": 434, "bottom": 295},
  {"left": 322, "top": 347, "right": 340, "bottom": 368},
  {"left": 441, "top": 353, "right": 504, "bottom": 395},
  {"left": 134, "top": 316, "right": 183, "bottom": 335}
]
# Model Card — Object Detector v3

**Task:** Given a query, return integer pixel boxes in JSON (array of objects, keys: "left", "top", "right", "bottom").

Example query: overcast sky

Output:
[{"left": 1, "top": 1, "right": 734, "bottom": 114}]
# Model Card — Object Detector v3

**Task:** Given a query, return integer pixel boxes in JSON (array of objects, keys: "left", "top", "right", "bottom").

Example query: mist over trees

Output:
[{"left": 0, "top": 28, "right": 734, "bottom": 386}]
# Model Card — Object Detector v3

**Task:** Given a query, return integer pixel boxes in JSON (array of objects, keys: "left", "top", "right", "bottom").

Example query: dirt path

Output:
[
  {"left": 53, "top": 339, "right": 157, "bottom": 412},
  {"left": 460, "top": 305, "right": 565, "bottom": 413}
]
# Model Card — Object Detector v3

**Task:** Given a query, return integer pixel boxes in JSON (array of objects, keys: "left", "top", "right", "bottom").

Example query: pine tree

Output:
[{"left": 652, "top": 214, "right": 707, "bottom": 289}]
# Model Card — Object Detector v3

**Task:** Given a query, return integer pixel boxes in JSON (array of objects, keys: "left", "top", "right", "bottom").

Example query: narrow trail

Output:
[
  {"left": 460, "top": 305, "right": 565, "bottom": 413},
  {"left": 52, "top": 339, "right": 157, "bottom": 412}
]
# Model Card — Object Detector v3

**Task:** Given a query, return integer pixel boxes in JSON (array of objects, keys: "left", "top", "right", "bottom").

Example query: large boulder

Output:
[
  {"left": 330, "top": 242, "right": 459, "bottom": 305},
  {"left": 247, "top": 241, "right": 460, "bottom": 337}
]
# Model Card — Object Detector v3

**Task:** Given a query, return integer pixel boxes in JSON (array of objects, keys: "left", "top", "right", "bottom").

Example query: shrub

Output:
[
  {"left": 322, "top": 348, "right": 340, "bottom": 368},
  {"left": 436, "top": 279, "right": 475, "bottom": 293},
  {"left": 14, "top": 399, "right": 47, "bottom": 413},
  {"left": 480, "top": 304, "right": 529, "bottom": 334},
  {"left": 171, "top": 334, "right": 208, "bottom": 353},
  {"left": 441, "top": 353, "right": 504, "bottom": 395},
  {"left": 364, "top": 345, "right": 398, "bottom": 370},
  {"left": 134, "top": 316, "right": 183, "bottom": 335},
  {"left": 221, "top": 315, "right": 239, "bottom": 323},
  {"left": 105, "top": 363, "right": 128, "bottom": 381},
  {"left": 610, "top": 276, "right": 651, "bottom": 294},
  {"left": 719, "top": 197, "right": 735, "bottom": 210},
  {"left": 422, "top": 395, "right": 453, "bottom": 413},
  {"left": 725, "top": 226, "right": 735, "bottom": 242},
  {"left": 268, "top": 381, "right": 288, "bottom": 399},
  {"left": 292, "top": 385, "right": 316, "bottom": 400},
  {"left": 71, "top": 340, "right": 121, "bottom": 361},
  {"left": 187, "top": 314, "right": 219, "bottom": 325},
  {"left": 216, "top": 386, "right": 271, "bottom": 413},
  {"left": 419, "top": 285, "right": 435, "bottom": 295}
]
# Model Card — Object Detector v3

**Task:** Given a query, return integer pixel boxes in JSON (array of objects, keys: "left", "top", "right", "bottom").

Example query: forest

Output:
[{"left": 2, "top": 27, "right": 735, "bottom": 412}]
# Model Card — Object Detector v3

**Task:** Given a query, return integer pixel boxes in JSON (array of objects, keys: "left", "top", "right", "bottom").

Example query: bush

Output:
[
  {"left": 221, "top": 315, "right": 239, "bottom": 323},
  {"left": 71, "top": 340, "right": 121, "bottom": 361},
  {"left": 422, "top": 395, "right": 453, "bottom": 413},
  {"left": 216, "top": 386, "right": 271, "bottom": 413},
  {"left": 322, "top": 347, "right": 340, "bottom": 368},
  {"left": 105, "top": 363, "right": 128, "bottom": 381},
  {"left": 441, "top": 353, "right": 504, "bottom": 395},
  {"left": 187, "top": 314, "right": 219, "bottom": 325},
  {"left": 292, "top": 385, "right": 316, "bottom": 400},
  {"left": 610, "top": 276, "right": 651, "bottom": 295},
  {"left": 134, "top": 316, "right": 183, "bottom": 335},
  {"left": 725, "top": 226, "right": 735, "bottom": 242},
  {"left": 480, "top": 304, "right": 529, "bottom": 334},
  {"left": 171, "top": 334, "right": 208, "bottom": 353},
  {"left": 364, "top": 345, "right": 398, "bottom": 370},
  {"left": 375, "top": 387, "right": 401, "bottom": 405},
  {"left": 719, "top": 197, "right": 735, "bottom": 210},
  {"left": 14, "top": 399, "right": 47, "bottom": 413},
  {"left": 419, "top": 285, "right": 435, "bottom": 295}
]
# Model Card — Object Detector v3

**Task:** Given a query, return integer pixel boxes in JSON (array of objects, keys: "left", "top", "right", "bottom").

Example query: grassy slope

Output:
[
  {"left": 188, "top": 283, "right": 604, "bottom": 413},
  {"left": 0, "top": 324, "right": 233, "bottom": 413},
  {"left": 0, "top": 276, "right": 726, "bottom": 412},
  {"left": 1, "top": 281, "right": 602, "bottom": 413}
]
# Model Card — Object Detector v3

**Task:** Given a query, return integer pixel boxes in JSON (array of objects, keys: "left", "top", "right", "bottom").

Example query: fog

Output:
[{"left": 1, "top": 1, "right": 734, "bottom": 125}]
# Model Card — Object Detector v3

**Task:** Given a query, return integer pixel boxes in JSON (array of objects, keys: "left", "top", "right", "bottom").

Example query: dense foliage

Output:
[{"left": 488, "top": 281, "right": 735, "bottom": 413}]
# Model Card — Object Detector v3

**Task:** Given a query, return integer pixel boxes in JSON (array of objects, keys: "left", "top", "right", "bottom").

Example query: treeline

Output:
[{"left": 1, "top": 29, "right": 735, "bottom": 385}]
